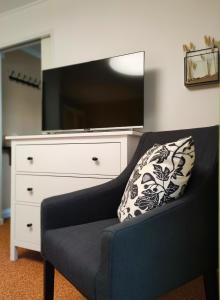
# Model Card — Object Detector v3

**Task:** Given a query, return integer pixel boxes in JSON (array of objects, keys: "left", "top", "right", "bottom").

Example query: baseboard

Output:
[{"left": 2, "top": 208, "right": 11, "bottom": 219}]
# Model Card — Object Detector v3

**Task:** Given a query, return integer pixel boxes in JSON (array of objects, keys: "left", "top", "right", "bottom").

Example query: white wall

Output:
[{"left": 0, "top": 0, "right": 219, "bottom": 132}]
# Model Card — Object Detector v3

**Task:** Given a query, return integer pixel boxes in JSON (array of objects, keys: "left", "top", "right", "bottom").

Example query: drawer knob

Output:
[
  {"left": 26, "top": 223, "right": 32, "bottom": 228},
  {"left": 27, "top": 187, "right": 33, "bottom": 192},
  {"left": 92, "top": 157, "right": 98, "bottom": 161},
  {"left": 27, "top": 157, "right": 33, "bottom": 161}
]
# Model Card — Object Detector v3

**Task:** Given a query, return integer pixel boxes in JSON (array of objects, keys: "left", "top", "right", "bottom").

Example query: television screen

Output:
[{"left": 42, "top": 51, "right": 144, "bottom": 131}]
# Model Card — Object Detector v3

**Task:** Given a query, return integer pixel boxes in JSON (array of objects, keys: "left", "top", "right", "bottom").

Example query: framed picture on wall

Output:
[{"left": 184, "top": 47, "right": 219, "bottom": 87}]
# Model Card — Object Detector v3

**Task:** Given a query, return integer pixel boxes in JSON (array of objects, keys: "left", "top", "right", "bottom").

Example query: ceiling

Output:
[{"left": 0, "top": 0, "right": 40, "bottom": 14}]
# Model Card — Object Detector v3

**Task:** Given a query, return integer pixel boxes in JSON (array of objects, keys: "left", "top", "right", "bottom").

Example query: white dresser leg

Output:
[{"left": 10, "top": 245, "right": 18, "bottom": 261}]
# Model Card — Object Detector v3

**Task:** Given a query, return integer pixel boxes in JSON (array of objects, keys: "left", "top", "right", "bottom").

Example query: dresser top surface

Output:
[{"left": 5, "top": 130, "right": 142, "bottom": 141}]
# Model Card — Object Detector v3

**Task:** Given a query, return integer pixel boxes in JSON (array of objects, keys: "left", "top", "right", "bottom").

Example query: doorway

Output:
[{"left": 1, "top": 41, "right": 42, "bottom": 221}]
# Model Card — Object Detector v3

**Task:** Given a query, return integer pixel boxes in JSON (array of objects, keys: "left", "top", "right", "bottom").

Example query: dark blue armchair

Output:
[{"left": 41, "top": 125, "right": 218, "bottom": 300}]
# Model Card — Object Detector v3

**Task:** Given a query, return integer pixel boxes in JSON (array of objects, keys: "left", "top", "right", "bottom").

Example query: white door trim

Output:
[{"left": 0, "top": 30, "right": 52, "bottom": 52}]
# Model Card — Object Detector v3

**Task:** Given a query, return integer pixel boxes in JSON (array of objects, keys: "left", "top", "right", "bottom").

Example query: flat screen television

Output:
[{"left": 42, "top": 51, "right": 144, "bottom": 132}]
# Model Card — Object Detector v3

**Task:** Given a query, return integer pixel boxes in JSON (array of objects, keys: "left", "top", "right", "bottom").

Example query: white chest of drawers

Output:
[{"left": 6, "top": 131, "right": 141, "bottom": 261}]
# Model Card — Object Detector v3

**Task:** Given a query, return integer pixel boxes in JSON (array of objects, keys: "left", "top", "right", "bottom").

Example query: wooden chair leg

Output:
[
  {"left": 44, "top": 260, "right": 55, "bottom": 300},
  {"left": 203, "top": 269, "right": 218, "bottom": 300}
]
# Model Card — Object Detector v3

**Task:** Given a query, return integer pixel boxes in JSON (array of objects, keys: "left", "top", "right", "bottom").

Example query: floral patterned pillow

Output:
[{"left": 117, "top": 136, "right": 195, "bottom": 222}]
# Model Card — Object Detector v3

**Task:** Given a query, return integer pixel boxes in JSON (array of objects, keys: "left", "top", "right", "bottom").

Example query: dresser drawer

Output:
[
  {"left": 15, "top": 174, "right": 110, "bottom": 204},
  {"left": 15, "top": 143, "right": 121, "bottom": 175},
  {"left": 15, "top": 205, "right": 40, "bottom": 245}
]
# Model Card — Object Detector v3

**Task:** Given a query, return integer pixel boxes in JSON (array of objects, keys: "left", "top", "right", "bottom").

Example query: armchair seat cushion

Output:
[{"left": 43, "top": 218, "right": 118, "bottom": 300}]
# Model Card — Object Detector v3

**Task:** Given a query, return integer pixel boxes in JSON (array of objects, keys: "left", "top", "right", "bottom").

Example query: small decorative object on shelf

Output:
[
  {"left": 9, "top": 70, "right": 41, "bottom": 89},
  {"left": 183, "top": 36, "right": 219, "bottom": 87}
]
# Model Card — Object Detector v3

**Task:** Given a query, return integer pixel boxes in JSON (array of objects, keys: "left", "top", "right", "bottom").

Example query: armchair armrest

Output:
[
  {"left": 96, "top": 186, "right": 217, "bottom": 300},
  {"left": 41, "top": 177, "right": 126, "bottom": 233}
]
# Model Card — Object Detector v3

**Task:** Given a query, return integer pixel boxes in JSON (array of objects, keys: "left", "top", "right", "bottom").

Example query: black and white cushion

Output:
[{"left": 117, "top": 136, "right": 195, "bottom": 222}]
